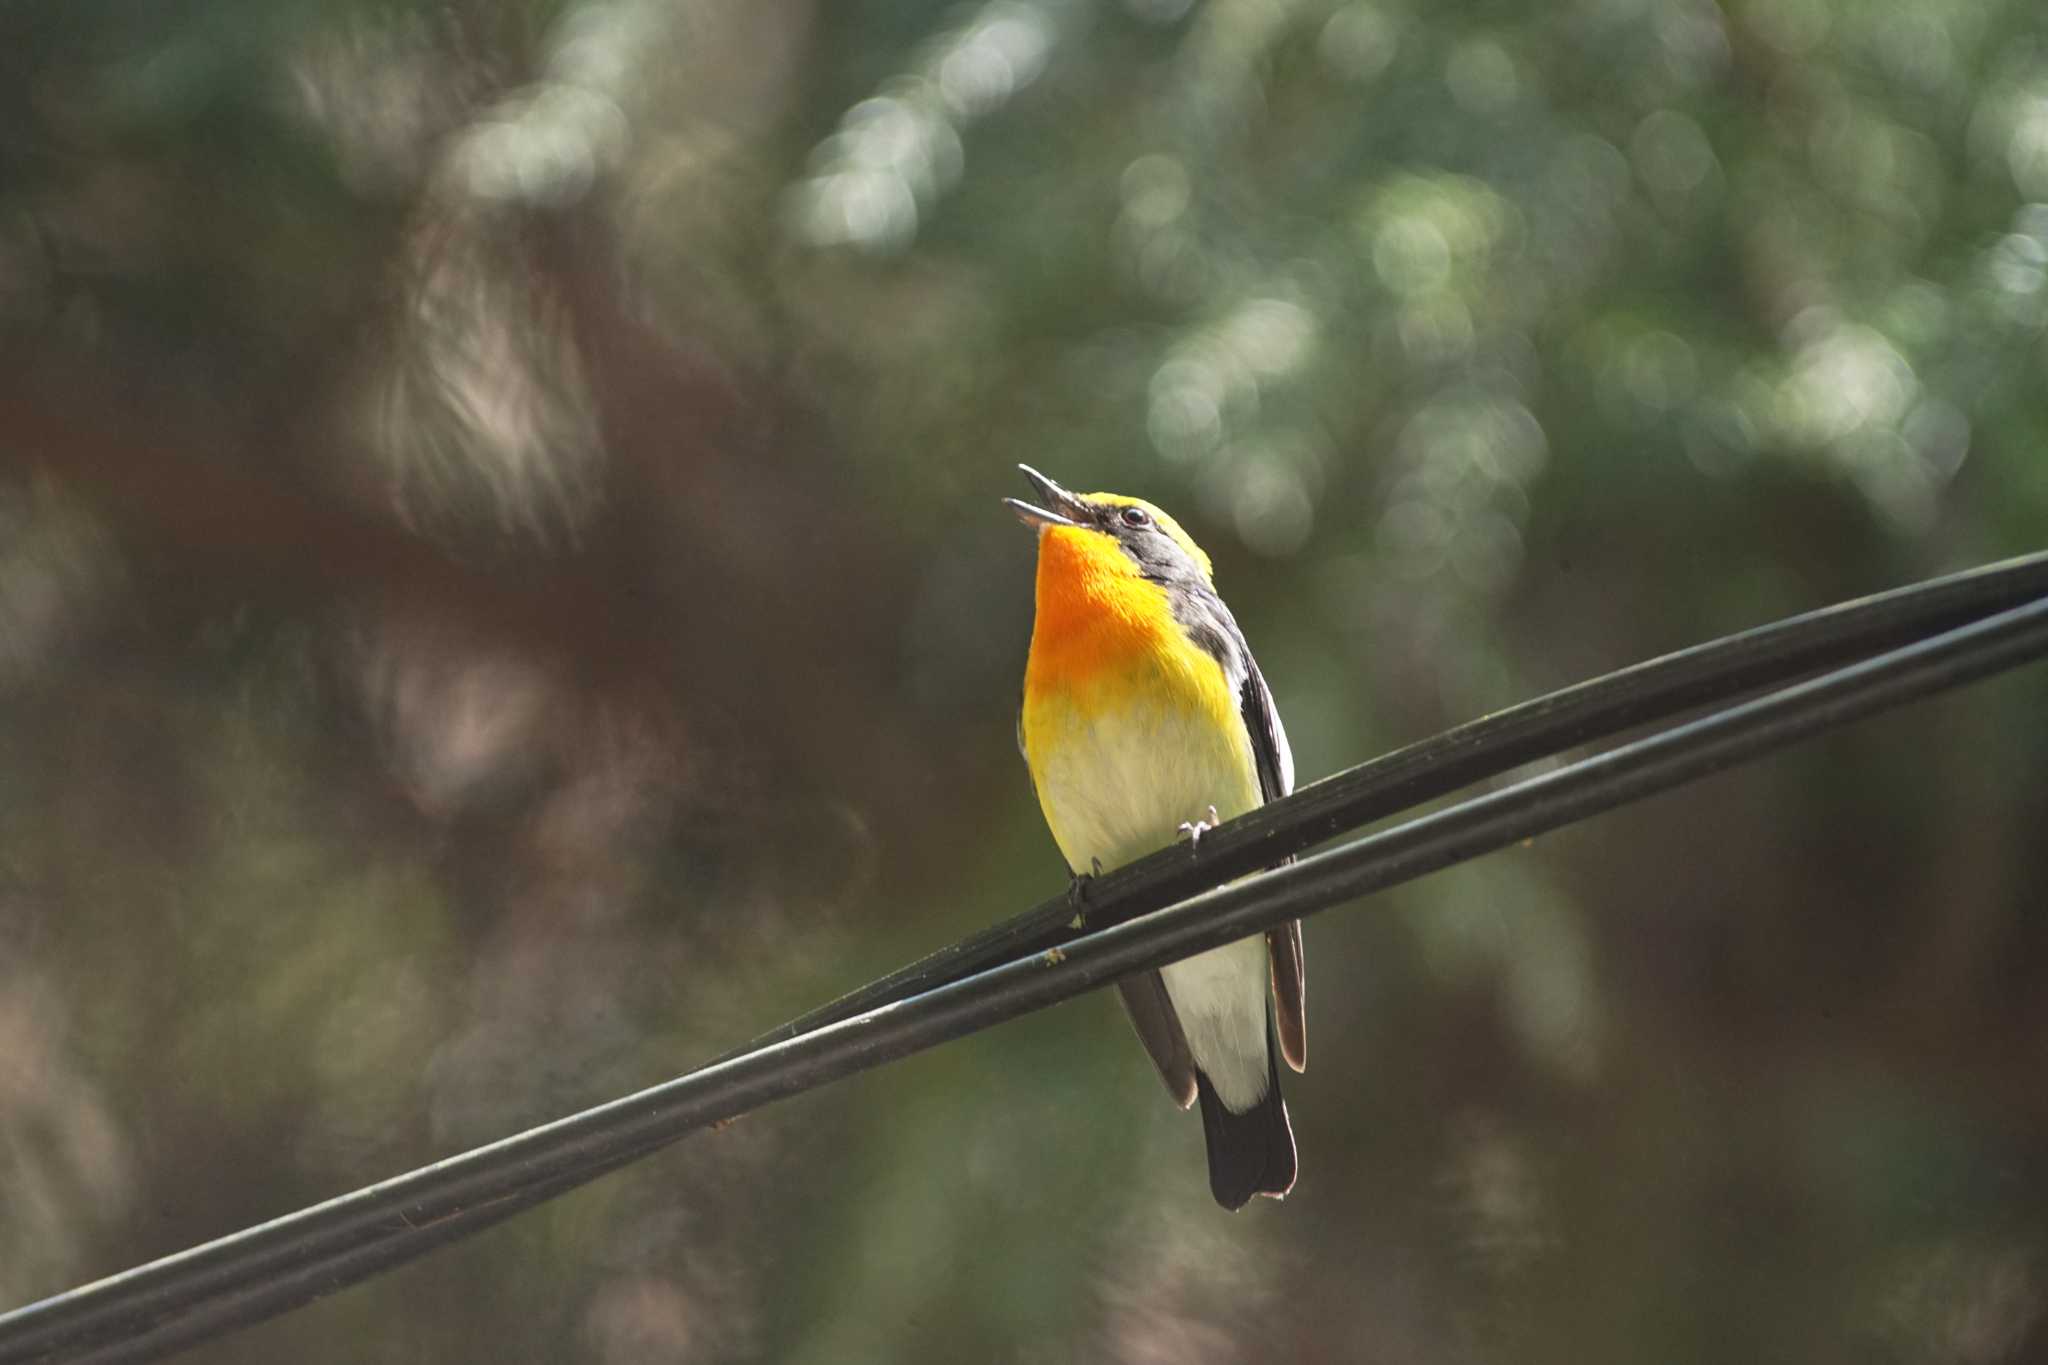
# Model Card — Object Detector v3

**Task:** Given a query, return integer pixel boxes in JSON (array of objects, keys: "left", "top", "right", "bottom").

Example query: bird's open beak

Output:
[{"left": 1005, "top": 464, "right": 1087, "bottom": 530}]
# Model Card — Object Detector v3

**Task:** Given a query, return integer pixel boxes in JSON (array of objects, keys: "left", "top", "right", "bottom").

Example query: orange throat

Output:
[{"left": 1026, "top": 526, "right": 1173, "bottom": 686}]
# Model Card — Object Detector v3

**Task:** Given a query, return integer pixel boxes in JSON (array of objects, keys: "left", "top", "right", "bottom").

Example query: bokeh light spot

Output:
[{"left": 1317, "top": 4, "right": 1398, "bottom": 84}]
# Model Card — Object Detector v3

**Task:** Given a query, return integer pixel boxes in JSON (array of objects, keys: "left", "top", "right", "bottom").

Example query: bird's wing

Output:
[
  {"left": 1242, "top": 651, "right": 1307, "bottom": 1073},
  {"left": 1267, "top": 920, "right": 1306, "bottom": 1073},
  {"left": 1240, "top": 650, "right": 1294, "bottom": 804},
  {"left": 1116, "top": 974, "right": 1199, "bottom": 1109}
]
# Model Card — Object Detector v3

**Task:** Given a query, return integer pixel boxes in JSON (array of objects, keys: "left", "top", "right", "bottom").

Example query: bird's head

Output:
[{"left": 1004, "top": 464, "right": 1214, "bottom": 586}]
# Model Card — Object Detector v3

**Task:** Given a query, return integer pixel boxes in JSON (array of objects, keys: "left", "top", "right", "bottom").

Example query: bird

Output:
[{"left": 1006, "top": 463, "right": 1305, "bottom": 1210}]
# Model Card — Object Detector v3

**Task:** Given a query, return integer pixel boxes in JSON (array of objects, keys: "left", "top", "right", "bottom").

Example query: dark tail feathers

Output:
[{"left": 1194, "top": 1035, "right": 1297, "bottom": 1211}]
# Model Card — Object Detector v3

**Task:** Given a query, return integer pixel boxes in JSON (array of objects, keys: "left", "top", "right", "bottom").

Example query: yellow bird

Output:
[{"left": 1007, "top": 465, "right": 1306, "bottom": 1209}]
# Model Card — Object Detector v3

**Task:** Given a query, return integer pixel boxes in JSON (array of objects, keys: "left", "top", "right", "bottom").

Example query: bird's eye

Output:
[{"left": 1119, "top": 506, "right": 1151, "bottom": 529}]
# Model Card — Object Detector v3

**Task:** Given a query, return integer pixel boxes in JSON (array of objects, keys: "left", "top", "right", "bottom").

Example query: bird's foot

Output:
[
  {"left": 1176, "top": 805, "right": 1221, "bottom": 853},
  {"left": 1066, "top": 860, "right": 1104, "bottom": 926}
]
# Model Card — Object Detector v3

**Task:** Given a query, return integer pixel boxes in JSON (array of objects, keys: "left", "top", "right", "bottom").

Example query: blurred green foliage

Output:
[{"left": 3, "top": 0, "right": 2048, "bottom": 1359}]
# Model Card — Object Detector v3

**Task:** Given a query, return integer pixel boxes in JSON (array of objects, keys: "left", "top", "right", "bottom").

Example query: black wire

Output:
[{"left": 4, "top": 562, "right": 2047, "bottom": 1365}]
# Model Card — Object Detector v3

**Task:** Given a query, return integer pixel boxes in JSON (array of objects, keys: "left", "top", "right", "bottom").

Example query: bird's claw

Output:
[
  {"left": 1067, "top": 862, "right": 1103, "bottom": 925},
  {"left": 1176, "top": 805, "right": 1221, "bottom": 853}
]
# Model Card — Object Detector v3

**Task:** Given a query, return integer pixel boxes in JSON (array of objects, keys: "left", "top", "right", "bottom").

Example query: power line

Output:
[{"left": 4, "top": 556, "right": 2047, "bottom": 1364}]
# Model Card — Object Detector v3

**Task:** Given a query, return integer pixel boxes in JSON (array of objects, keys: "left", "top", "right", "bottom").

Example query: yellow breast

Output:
[{"left": 1020, "top": 526, "right": 1259, "bottom": 874}]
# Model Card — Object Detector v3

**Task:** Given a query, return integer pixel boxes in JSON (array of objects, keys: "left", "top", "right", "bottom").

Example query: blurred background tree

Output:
[{"left": 3, "top": 0, "right": 2047, "bottom": 1359}]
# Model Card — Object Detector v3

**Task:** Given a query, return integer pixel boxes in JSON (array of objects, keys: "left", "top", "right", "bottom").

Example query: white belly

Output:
[
  {"left": 1031, "top": 691, "right": 1255, "bottom": 869},
  {"left": 1029, "top": 694, "right": 1272, "bottom": 1111}
]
